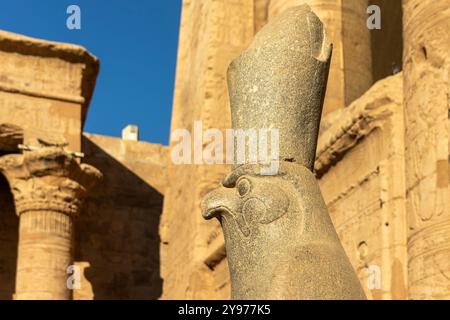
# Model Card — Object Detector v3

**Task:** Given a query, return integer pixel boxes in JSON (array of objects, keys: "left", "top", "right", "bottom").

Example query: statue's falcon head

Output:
[
  {"left": 201, "top": 163, "right": 305, "bottom": 239},
  {"left": 201, "top": 162, "right": 366, "bottom": 300}
]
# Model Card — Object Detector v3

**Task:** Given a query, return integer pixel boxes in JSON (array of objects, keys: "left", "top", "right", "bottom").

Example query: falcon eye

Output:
[{"left": 237, "top": 178, "right": 251, "bottom": 197}]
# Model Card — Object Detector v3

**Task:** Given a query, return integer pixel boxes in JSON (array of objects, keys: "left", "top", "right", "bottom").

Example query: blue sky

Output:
[{"left": 0, "top": 0, "right": 182, "bottom": 145}]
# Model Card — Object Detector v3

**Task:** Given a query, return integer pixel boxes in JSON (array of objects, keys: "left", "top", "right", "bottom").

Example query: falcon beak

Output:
[{"left": 201, "top": 186, "right": 240, "bottom": 220}]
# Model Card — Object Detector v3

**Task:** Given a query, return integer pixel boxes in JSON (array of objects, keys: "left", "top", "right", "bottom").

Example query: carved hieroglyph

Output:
[
  {"left": 317, "top": 73, "right": 408, "bottom": 300},
  {"left": 402, "top": 0, "right": 450, "bottom": 299},
  {"left": 0, "top": 146, "right": 101, "bottom": 300},
  {"left": 201, "top": 5, "right": 365, "bottom": 299}
]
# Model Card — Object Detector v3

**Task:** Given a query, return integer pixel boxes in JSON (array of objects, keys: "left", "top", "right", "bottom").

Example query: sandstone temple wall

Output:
[
  {"left": 161, "top": 0, "right": 448, "bottom": 300},
  {"left": 74, "top": 133, "right": 168, "bottom": 299},
  {"left": 0, "top": 0, "right": 448, "bottom": 300},
  {"left": 369, "top": 0, "right": 403, "bottom": 82},
  {"left": 317, "top": 73, "right": 408, "bottom": 299},
  {"left": 0, "top": 32, "right": 101, "bottom": 300},
  {"left": 160, "top": 0, "right": 255, "bottom": 299},
  {"left": 0, "top": 29, "right": 169, "bottom": 299},
  {"left": 0, "top": 31, "right": 98, "bottom": 152},
  {"left": 402, "top": 0, "right": 450, "bottom": 299}
]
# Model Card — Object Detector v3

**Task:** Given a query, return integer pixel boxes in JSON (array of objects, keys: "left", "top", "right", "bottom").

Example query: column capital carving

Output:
[{"left": 0, "top": 147, "right": 102, "bottom": 217}]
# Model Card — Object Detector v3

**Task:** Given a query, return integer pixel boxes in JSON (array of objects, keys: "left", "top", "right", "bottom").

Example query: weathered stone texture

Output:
[
  {"left": 202, "top": 6, "right": 366, "bottom": 299},
  {"left": 0, "top": 147, "right": 101, "bottom": 300},
  {"left": 268, "top": 0, "right": 372, "bottom": 115},
  {"left": 369, "top": 0, "right": 403, "bottom": 82},
  {"left": 160, "top": 0, "right": 254, "bottom": 299},
  {"left": 74, "top": 134, "right": 167, "bottom": 300},
  {"left": 0, "top": 0, "right": 447, "bottom": 301},
  {"left": 0, "top": 31, "right": 98, "bottom": 151},
  {"left": 317, "top": 73, "right": 408, "bottom": 299},
  {"left": 191, "top": 73, "right": 409, "bottom": 300},
  {"left": 227, "top": 5, "right": 332, "bottom": 171},
  {"left": 14, "top": 210, "right": 74, "bottom": 300},
  {"left": 402, "top": 0, "right": 450, "bottom": 299},
  {"left": 254, "top": 0, "right": 270, "bottom": 33},
  {"left": 160, "top": 0, "right": 410, "bottom": 300},
  {"left": 0, "top": 30, "right": 168, "bottom": 300}
]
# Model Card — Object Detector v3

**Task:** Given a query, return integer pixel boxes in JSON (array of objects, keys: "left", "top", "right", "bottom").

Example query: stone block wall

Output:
[
  {"left": 175, "top": 74, "right": 408, "bottom": 300},
  {"left": 316, "top": 74, "right": 407, "bottom": 299},
  {"left": 0, "top": 31, "right": 98, "bottom": 152},
  {"left": 0, "top": 0, "right": 447, "bottom": 300},
  {"left": 160, "top": 0, "right": 255, "bottom": 299},
  {"left": 161, "top": 0, "right": 407, "bottom": 299},
  {"left": 74, "top": 134, "right": 168, "bottom": 300}
]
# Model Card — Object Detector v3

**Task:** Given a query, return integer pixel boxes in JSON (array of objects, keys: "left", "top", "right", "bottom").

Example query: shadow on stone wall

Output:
[
  {"left": 0, "top": 173, "right": 18, "bottom": 300},
  {"left": 77, "top": 137, "right": 163, "bottom": 300},
  {"left": 369, "top": 0, "right": 403, "bottom": 82}
]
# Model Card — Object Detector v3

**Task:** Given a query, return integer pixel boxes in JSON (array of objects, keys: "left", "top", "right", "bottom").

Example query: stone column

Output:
[
  {"left": 402, "top": 0, "right": 450, "bottom": 300},
  {"left": 0, "top": 147, "right": 101, "bottom": 300},
  {"left": 268, "top": 0, "right": 372, "bottom": 115}
]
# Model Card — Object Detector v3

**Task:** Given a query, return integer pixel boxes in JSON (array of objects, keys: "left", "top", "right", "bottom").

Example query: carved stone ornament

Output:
[{"left": 0, "top": 147, "right": 102, "bottom": 216}]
